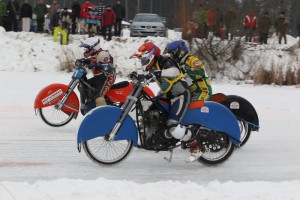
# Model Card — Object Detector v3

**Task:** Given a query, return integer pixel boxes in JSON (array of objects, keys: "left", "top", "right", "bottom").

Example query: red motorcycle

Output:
[{"left": 34, "top": 62, "right": 154, "bottom": 127}]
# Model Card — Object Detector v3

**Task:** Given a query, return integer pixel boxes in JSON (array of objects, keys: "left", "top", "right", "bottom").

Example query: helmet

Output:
[
  {"left": 97, "top": 51, "right": 111, "bottom": 63},
  {"left": 130, "top": 42, "right": 161, "bottom": 71},
  {"left": 79, "top": 37, "right": 102, "bottom": 58},
  {"left": 164, "top": 40, "right": 189, "bottom": 63}
]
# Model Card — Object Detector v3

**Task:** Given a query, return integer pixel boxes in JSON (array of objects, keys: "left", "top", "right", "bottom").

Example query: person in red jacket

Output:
[
  {"left": 101, "top": 5, "right": 115, "bottom": 41},
  {"left": 80, "top": 0, "right": 94, "bottom": 34},
  {"left": 243, "top": 11, "right": 258, "bottom": 42}
]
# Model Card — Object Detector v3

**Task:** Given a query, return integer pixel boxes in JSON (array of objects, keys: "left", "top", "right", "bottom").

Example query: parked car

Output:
[{"left": 130, "top": 13, "right": 167, "bottom": 37}]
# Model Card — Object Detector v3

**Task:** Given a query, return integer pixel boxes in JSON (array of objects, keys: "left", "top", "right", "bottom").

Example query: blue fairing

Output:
[
  {"left": 182, "top": 101, "right": 241, "bottom": 144},
  {"left": 77, "top": 106, "right": 138, "bottom": 146}
]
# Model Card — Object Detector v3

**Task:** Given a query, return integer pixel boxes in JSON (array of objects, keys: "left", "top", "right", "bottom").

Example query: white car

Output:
[{"left": 130, "top": 13, "right": 167, "bottom": 37}]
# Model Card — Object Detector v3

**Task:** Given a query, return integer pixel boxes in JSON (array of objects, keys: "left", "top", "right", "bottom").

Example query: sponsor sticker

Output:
[
  {"left": 42, "top": 89, "right": 63, "bottom": 105},
  {"left": 230, "top": 101, "right": 240, "bottom": 109},
  {"left": 201, "top": 106, "right": 209, "bottom": 113}
]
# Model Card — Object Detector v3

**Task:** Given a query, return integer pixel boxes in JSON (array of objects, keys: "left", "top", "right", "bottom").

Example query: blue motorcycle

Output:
[{"left": 77, "top": 75, "right": 241, "bottom": 166}]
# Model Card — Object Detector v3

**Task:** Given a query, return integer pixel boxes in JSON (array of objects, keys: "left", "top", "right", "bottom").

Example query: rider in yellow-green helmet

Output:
[{"left": 164, "top": 40, "right": 212, "bottom": 102}]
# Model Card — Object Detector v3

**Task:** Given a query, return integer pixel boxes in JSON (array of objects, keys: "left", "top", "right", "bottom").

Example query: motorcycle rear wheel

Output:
[
  {"left": 38, "top": 107, "right": 75, "bottom": 127},
  {"left": 83, "top": 136, "right": 133, "bottom": 165},
  {"left": 238, "top": 120, "right": 251, "bottom": 146},
  {"left": 198, "top": 134, "right": 235, "bottom": 165}
]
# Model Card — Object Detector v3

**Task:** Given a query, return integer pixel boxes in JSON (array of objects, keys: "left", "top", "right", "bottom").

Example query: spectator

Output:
[
  {"left": 102, "top": 5, "right": 115, "bottom": 41},
  {"left": 6, "top": 0, "right": 20, "bottom": 32},
  {"left": 206, "top": 7, "right": 216, "bottom": 37},
  {"left": 275, "top": 11, "right": 289, "bottom": 44},
  {"left": 224, "top": 6, "right": 236, "bottom": 40},
  {"left": 0, "top": 0, "right": 7, "bottom": 28},
  {"left": 215, "top": 7, "right": 224, "bottom": 39},
  {"left": 80, "top": 0, "right": 94, "bottom": 34},
  {"left": 47, "top": 0, "right": 61, "bottom": 33},
  {"left": 196, "top": 4, "right": 207, "bottom": 39},
  {"left": 20, "top": 0, "right": 32, "bottom": 32},
  {"left": 53, "top": 8, "right": 71, "bottom": 45},
  {"left": 34, "top": 0, "right": 47, "bottom": 33},
  {"left": 112, "top": 0, "right": 125, "bottom": 37},
  {"left": 86, "top": 6, "right": 99, "bottom": 37},
  {"left": 71, "top": 0, "right": 81, "bottom": 34},
  {"left": 258, "top": 11, "right": 272, "bottom": 44},
  {"left": 96, "top": 0, "right": 105, "bottom": 35},
  {"left": 182, "top": 19, "right": 198, "bottom": 41},
  {"left": 243, "top": 11, "right": 258, "bottom": 42}
]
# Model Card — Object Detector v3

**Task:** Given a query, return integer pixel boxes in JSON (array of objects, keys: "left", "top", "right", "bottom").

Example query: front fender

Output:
[
  {"left": 77, "top": 106, "right": 138, "bottom": 146},
  {"left": 34, "top": 83, "right": 79, "bottom": 114},
  {"left": 182, "top": 101, "right": 241, "bottom": 144}
]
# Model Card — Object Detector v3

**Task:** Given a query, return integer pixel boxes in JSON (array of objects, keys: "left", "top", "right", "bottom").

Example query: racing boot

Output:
[
  {"left": 165, "top": 124, "right": 192, "bottom": 141},
  {"left": 185, "top": 140, "right": 203, "bottom": 163}
]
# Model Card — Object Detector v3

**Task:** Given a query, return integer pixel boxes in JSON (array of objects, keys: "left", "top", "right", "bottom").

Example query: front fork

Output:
[
  {"left": 107, "top": 84, "right": 144, "bottom": 141},
  {"left": 56, "top": 79, "right": 79, "bottom": 110}
]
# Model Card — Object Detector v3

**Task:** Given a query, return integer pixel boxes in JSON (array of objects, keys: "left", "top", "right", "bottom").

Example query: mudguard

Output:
[
  {"left": 221, "top": 95, "right": 259, "bottom": 131},
  {"left": 182, "top": 101, "right": 241, "bottom": 144},
  {"left": 77, "top": 106, "right": 138, "bottom": 146},
  {"left": 34, "top": 83, "right": 80, "bottom": 114}
]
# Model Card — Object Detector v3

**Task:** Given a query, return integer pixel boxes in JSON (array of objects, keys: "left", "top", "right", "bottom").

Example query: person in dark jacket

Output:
[
  {"left": 224, "top": 6, "right": 236, "bottom": 40},
  {"left": 0, "top": 0, "right": 7, "bottom": 28},
  {"left": 71, "top": 0, "right": 81, "bottom": 34},
  {"left": 34, "top": 0, "right": 47, "bottom": 33},
  {"left": 112, "top": 0, "right": 125, "bottom": 36},
  {"left": 20, "top": 0, "right": 32, "bottom": 32},
  {"left": 102, "top": 5, "right": 115, "bottom": 41},
  {"left": 275, "top": 11, "right": 289, "bottom": 44},
  {"left": 96, "top": 0, "right": 105, "bottom": 35},
  {"left": 258, "top": 11, "right": 272, "bottom": 44},
  {"left": 6, "top": 0, "right": 20, "bottom": 31}
]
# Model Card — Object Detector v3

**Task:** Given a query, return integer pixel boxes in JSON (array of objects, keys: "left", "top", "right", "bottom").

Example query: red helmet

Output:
[{"left": 130, "top": 42, "right": 161, "bottom": 71}]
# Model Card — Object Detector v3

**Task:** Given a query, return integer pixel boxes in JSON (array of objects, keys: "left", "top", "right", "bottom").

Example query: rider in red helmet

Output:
[{"left": 131, "top": 42, "right": 196, "bottom": 161}]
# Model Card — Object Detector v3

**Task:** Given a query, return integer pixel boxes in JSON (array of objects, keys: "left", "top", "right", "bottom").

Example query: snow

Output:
[{"left": 1, "top": 27, "right": 300, "bottom": 200}]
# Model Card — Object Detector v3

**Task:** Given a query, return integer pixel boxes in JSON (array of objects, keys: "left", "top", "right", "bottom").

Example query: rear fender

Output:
[
  {"left": 77, "top": 106, "right": 138, "bottom": 146},
  {"left": 34, "top": 83, "right": 79, "bottom": 115},
  {"left": 221, "top": 95, "right": 259, "bottom": 131},
  {"left": 182, "top": 101, "right": 241, "bottom": 144}
]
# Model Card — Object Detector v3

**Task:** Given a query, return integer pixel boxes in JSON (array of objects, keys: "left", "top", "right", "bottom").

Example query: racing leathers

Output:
[
  {"left": 149, "top": 55, "right": 191, "bottom": 140},
  {"left": 180, "top": 55, "right": 212, "bottom": 101}
]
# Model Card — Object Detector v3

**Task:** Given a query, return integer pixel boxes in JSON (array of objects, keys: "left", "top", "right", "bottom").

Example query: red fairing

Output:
[
  {"left": 106, "top": 82, "right": 155, "bottom": 103},
  {"left": 34, "top": 83, "right": 79, "bottom": 113}
]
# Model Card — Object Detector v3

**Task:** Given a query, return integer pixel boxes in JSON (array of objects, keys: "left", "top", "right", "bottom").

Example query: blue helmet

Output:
[{"left": 164, "top": 40, "right": 189, "bottom": 63}]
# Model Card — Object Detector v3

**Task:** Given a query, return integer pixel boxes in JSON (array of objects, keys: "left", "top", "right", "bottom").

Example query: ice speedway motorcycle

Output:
[
  {"left": 34, "top": 59, "right": 152, "bottom": 126},
  {"left": 76, "top": 74, "right": 241, "bottom": 166},
  {"left": 34, "top": 60, "right": 259, "bottom": 147}
]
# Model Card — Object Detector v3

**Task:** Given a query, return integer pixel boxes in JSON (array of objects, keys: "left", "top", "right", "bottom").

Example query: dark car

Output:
[{"left": 130, "top": 13, "right": 167, "bottom": 37}]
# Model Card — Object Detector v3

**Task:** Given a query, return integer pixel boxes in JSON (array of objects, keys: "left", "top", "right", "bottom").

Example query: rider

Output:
[
  {"left": 78, "top": 37, "right": 116, "bottom": 114},
  {"left": 164, "top": 40, "right": 212, "bottom": 163},
  {"left": 164, "top": 40, "right": 212, "bottom": 101},
  {"left": 130, "top": 41, "right": 199, "bottom": 162}
]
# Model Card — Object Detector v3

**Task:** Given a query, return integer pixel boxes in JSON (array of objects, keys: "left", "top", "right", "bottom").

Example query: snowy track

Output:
[{"left": 1, "top": 71, "right": 300, "bottom": 184}]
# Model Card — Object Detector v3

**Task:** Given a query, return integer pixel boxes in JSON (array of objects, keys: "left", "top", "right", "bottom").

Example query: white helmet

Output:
[
  {"left": 79, "top": 37, "right": 102, "bottom": 58},
  {"left": 97, "top": 51, "right": 111, "bottom": 63}
]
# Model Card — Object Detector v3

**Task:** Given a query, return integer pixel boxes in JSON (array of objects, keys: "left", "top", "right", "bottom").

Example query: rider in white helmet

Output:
[{"left": 78, "top": 37, "right": 116, "bottom": 114}]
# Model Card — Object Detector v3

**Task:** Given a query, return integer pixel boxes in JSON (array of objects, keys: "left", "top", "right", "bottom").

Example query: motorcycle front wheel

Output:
[
  {"left": 38, "top": 106, "right": 75, "bottom": 127},
  {"left": 83, "top": 136, "right": 133, "bottom": 166}
]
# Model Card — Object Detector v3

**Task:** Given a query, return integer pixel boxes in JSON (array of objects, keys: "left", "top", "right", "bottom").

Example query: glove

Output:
[
  {"left": 75, "top": 58, "right": 90, "bottom": 69},
  {"left": 153, "top": 70, "right": 161, "bottom": 78},
  {"left": 87, "top": 63, "right": 97, "bottom": 69}
]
